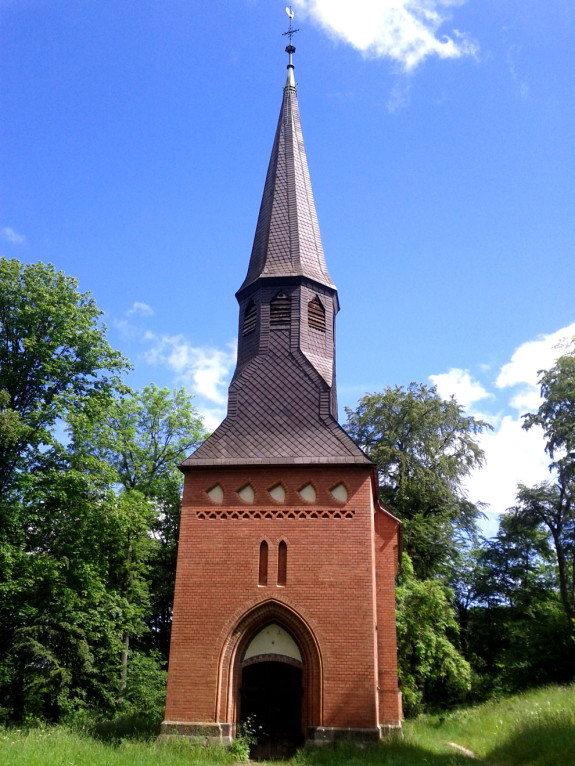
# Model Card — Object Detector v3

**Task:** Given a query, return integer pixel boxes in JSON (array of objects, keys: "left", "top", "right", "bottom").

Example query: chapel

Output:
[{"left": 162, "top": 29, "right": 402, "bottom": 757}]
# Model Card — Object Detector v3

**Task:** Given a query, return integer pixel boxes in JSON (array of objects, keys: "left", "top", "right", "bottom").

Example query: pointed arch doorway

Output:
[
  {"left": 240, "top": 623, "right": 304, "bottom": 758},
  {"left": 218, "top": 600, "right": 323, "bottom": 759}
]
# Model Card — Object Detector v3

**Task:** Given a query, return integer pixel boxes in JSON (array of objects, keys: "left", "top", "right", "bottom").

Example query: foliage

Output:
[
  {"left": 523, "top": 350, "right": 575, "bottom": 465},
  {"left": 460, "top": 350, "right": 575, "bottom": 698},
  {"left": 68, "top": 383, "right": 204, "bottom": 496},
  {"left": 463, "top": 519, "right": 572, "bottom": 696},
  {"left": 229, "top": 716, "right": 258, "bottom": 762},
  {"left": 396, "top": 554, "right": 471, "bottom": 716},
  {"left": 520, "top": 349, "right": 575, "bottom": 622},
  {"left": 0, "top": 461, "right": 156, "bottom": 720},
  {"left": 0, "top": 258, "right": 206, "bottom": 723},
  {"left": 67, "top": 384, "right": 205, "bottom": 658},
  {"left": 345, "top": 383, "right": 490, "bottom": 579},
  {"left": 115, "top": 651, "right": 168, "bottom": 723},
  {"left": 0, "top": 257, "right": 128, "bottom": 498}
]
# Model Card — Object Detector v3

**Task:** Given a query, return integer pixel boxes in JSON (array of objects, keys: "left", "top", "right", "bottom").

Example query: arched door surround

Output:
[{"left": 215, "top": 599, "right": 323, "bottom": 732}]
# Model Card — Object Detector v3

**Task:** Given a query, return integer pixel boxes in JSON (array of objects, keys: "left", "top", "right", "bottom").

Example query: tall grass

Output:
[
  {"left": 403, "top": 682, "right": 575, "bottom": 765},
  {"left": 0, "top": 683, "right": 573, "bottom": 765}
]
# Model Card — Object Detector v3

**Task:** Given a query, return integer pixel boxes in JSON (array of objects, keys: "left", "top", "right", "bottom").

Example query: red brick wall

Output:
[{"left": 164, "top": 463, "right": 401, "bottom": 730}]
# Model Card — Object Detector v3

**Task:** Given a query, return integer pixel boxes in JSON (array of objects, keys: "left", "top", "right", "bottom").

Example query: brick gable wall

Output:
[{"left": 164, "top": 464, "right": 402, "bottom": 733}]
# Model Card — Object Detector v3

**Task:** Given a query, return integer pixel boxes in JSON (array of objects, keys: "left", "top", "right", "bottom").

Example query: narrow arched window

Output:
[
  {"left": 277, "top": 541, "right": 287, "bottom": 586},
  {"left": 308, "top": 296, "right": 325, "bottom": 332},
  {"left": 270, "top": 291, "right": 290, "bottom": 327},
  {"left": 258, "top": 541, "right": 268, "bottom": 586},
  {"left": 242, "top": 300, "right": 257, "bottom": 335}
]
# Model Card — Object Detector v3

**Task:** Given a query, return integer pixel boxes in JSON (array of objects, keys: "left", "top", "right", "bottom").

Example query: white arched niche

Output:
[{"left": 243, "top": 623, "right": 302, "bottom": 663}]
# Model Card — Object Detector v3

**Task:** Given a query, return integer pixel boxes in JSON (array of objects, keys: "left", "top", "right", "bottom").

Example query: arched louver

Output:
[
  {"left": 308, "top": 295, "right": 326, "bottom": 332},
  {"left": 242, "top": 300, "right": 257, "bottom": 335},
  {"left": 270, "top": 291, "right": 291, "bottom": 327}
]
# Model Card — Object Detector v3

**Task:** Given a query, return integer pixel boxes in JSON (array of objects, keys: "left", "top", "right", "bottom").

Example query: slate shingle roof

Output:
[
  {"left": 238, "top": 80, "right": 335, "bottom": 294},
  {"left": 181, "top": 68, "right": 370, "bottom": 469},
  {"left": 182, "top": 331, "right": 370, "bottom": 466}
]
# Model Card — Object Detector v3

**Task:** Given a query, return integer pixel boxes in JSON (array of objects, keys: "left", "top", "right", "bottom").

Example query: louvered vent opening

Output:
[
  {"left": 242, "top": 301, "right": 257, "bottom": 335},
  {"left": 308, "top": 296, "right": 326, "bottom": 332},
  {"left": 270, "top": 291, "right": 291, "bottom": 327}
]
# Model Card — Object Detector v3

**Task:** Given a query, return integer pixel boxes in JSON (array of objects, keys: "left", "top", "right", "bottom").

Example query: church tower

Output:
[{"left": 162, "top": 29, "right": 402, "bottom": 756}]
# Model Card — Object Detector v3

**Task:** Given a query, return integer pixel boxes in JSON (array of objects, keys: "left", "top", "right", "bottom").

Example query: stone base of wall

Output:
[
  {"left": 159, "top": 721, "right": 233, "bottom": 747},
  {"left": 305, "top": 726, "right": 385, "bottom": 747},
  {"left": 159, "top": 721, "right": 403, "bottom": 750}
]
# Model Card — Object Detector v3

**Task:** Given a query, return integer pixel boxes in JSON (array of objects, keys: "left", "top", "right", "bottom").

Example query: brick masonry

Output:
[{"left": 163, "top": 464, "right": 402, "bottom": 738}]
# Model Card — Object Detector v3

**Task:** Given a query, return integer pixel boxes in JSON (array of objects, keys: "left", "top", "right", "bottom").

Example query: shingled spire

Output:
[
  {"left": 238, "top": 46, "right": 334, "bottom": 293},
  {"left": 182, "top": 38, "right": 369, "bottom": 467}
]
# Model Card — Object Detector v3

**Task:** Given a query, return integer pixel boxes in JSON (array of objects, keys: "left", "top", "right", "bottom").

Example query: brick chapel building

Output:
[{"left": 162, "top": 36, "right": 402, "bottom": 756}]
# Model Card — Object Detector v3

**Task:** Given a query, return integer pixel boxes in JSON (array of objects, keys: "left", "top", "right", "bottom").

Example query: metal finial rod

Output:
[
  {"left": 282, "top": 6, "right": 299, "bottom": 48},
  {"left": 283, "top": 6, "right": 299, "bottom": 72}
]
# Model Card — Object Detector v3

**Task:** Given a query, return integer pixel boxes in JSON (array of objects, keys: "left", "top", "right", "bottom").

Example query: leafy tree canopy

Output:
[
  {"left": 520, "top": 348, "right": 575, "bottom": 622},
  {"left": 396, "top": 553, "right": 471, "bottom": 716},
  {"left": 345, "top": 383, "right": 490, "bottom": 578},
  {"left": 68, "top": 383, "right": 205, "bottom": 497},
  {"left": 523, "top": 349, "right": 575, "bottom": 468},
  {"left": 0, "top": 258, "right": 128, "bottom": 496}
]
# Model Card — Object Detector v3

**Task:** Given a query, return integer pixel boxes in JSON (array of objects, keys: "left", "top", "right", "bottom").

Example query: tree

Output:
[
  {"left": 345, "top": 383, "right": 490, "bottom": 579},
  {"left": 523, "top": 350, "right": 575, "bottom": 466},
  {"left": 67, "top": 385, "right": 206, "bottom": 660},
  {"left": 521, "top": 349, "right": 575, "bottom": 622},
  {"left": 0, "top": 259, "right": 207, "bottom": 722},
  {"left": 0, "top": 259, "right": 132, "bottom": 720},
  {"left": 0, "top": 258, "right": 128, "bottom": 498},
  {"left": 510, "top": 482, "right": 574, "bottom": 622},
  {"left": 395, "top": 554, "right": 471, "bottom": 716},
  {"left": 0, "top": 449, "right": 156, "bottom": 721},
  {"left": 463, "top": 513, "right": 573, "bottom": 697}
]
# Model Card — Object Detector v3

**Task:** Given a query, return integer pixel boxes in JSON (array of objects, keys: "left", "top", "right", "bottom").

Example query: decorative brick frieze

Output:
[{"left": 196, "top": 508, "right": 355, "bottom": 520}]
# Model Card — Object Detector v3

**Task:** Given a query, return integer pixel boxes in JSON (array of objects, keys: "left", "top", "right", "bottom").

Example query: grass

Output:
[
  {"left": 0, "top": 683, "right": 573, "bottom": 765},
  {"left": 403, "top": 682, "right": 575, "bottom": 764}
]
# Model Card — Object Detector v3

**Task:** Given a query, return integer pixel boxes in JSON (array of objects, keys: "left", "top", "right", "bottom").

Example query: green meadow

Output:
[{"left": 1, "top": 683, "right": 573, "bottom": 766}]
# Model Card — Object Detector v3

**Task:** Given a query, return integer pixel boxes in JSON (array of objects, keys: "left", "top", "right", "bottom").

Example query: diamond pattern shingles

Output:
[
  {"left": 182, "top": 331, "right": 370, "bottom": 466},
  {"left": 239, "top": 84, "right": 334, "bottom": 293}
]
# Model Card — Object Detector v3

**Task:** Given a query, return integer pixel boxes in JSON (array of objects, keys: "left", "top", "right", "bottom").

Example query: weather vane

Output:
[{"left": 282, "top": 6, "right": 299, "bottom": 50}]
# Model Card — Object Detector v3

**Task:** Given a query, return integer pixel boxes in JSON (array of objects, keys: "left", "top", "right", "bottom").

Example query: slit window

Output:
[
  {"left": 259, "top": 541, "right": 268, "bottom": 586},
  {"left": 278, "top": 541, "right": 287, "bottom": 586},
  {"left": 242, "top": 300, "right": 257, "bottom": 335},
  {"left": 308, "top": 296, "right": 326, "bottom": 332},
  {"left": 270, "top": 291, "right": 291, "bottom": 327}
]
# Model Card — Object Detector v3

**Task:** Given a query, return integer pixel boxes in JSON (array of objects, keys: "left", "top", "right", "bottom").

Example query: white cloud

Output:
[
  {"left": 430, "top": 368, "right": 491, "bottom": 408},
  {"left": 127, "top": 301, "right": 155, "bottom": 317},
  {"left": 496, "top": 323, "right": 575, "bottom": 391},
  {"left": 465, "top": 415, "right": 549, "bottom": 533},
  {"left": 144, "top": 333, "right": 237, "bottom": 408},
  {"left": 1, "top": 226, "right": 26, "bottom": 244},
  {"left": 293, "top": 0, "right": 478, "bottom": 71},
  {"left": 430, "top": 323, "right": 575, "bottom": 535}
]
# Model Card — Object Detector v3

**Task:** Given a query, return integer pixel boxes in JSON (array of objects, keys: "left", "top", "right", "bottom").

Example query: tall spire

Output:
[
  {"left": 182, "top": 18, "right": 369, "bottom": 468},
  {"left": 238, "top": 13, "right": 334, "bottom": 296}
]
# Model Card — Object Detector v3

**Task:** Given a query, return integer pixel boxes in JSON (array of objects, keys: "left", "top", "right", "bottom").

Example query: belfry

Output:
[{"left": 162, "top": 25, "right": 402, "bottom": 757}]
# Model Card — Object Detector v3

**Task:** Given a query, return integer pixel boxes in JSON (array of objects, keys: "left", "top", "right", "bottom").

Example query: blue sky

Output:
[{"left": 2, "top": 0, "right": 574, "bottom": 534}]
